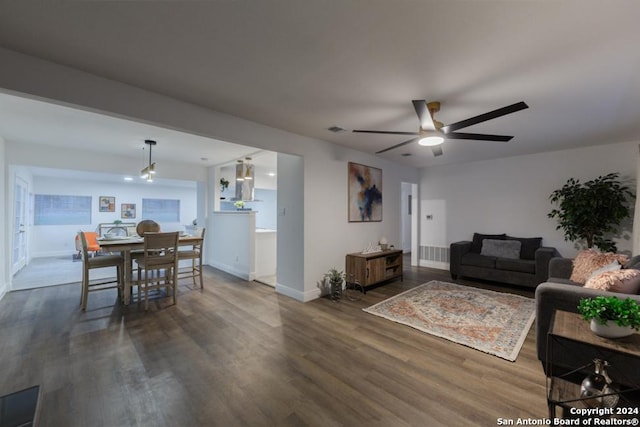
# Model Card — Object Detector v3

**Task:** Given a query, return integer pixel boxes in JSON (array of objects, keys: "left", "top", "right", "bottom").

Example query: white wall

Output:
[
  {"left": 401, "top": 182, "right": 412, "bottom": 253},
  {"left": 0, "top": 136, "right": 7, "bottom": 299},
  {"left": 276, "top": 153, "right": 304, "bottom": 300},
  {"left": 29, "top": 175, "right": 197, "bottom": 257},
  {"left": 420, "top": 140, "right": 639, "bottom": 263},
  {"left": 210, "top": 211, "right": 256, "bottom": 280},
  {"left": 0, "top": 48, "right": 419, "bottom": 302}
]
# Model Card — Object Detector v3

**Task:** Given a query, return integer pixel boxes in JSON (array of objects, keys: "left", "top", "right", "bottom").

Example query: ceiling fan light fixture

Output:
[{"left": 418, "top": 135, "right": 444, "bottom": 146}]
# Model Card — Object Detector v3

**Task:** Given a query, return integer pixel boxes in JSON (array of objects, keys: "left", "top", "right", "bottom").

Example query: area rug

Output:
[{"left": 362, "top": 280, "right": 535, "bottom": 361}]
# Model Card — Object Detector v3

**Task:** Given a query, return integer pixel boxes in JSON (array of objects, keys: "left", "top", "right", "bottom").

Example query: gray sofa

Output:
[
  {"left": 450, "top": 233, "right": 559, "bottom": 288},
  {"left": 535, "top": 256, "right": 640, "bottom": 387}
]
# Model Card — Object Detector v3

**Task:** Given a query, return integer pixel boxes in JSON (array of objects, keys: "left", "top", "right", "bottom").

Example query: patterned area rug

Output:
[{"left": 363, "top": 280, "right": 535, "bottom": 361}]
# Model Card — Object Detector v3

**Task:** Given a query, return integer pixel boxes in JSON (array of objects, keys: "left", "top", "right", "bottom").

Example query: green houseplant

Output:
[
  {"left": 578, "top": 296, "right": 640, "bottom": 338},
  {"left": 220, "top": 177, "right": 229, "bottom": 193},
  {"left": 548, "top": 172, "right": 633, "bottom": 252}
]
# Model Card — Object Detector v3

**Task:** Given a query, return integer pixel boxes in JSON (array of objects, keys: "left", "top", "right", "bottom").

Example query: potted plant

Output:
[
  {"left": 324, "top": 267, "right": 345, "bottom": 300},
  {"left": 548, "top": 172, "right": 633, "bottom": 252},
  {"left": 578, "top": 296, "right": 640, "bottom": 338},
  {"left": 220, "top": 177, "right": 229, "bottom": 193}
]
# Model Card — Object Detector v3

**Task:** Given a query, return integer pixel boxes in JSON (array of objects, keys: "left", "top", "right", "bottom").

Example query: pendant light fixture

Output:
[
  {"left": 244, "top": 157, "right": 253, "bottom": 180},
  {"left": 140, "top": 139, "right": 157, "bottom": 182},
  {"left": 235, "top": 159, "right": 244, "bottom": 182}
]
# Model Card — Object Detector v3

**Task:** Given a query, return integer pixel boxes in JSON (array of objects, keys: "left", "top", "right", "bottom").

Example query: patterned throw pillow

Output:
[
  {"left": 570, "top": 249, "right": 629, "bottom": 285},
  {"left": 585, "top": 269, "right": 640, "bottom": 294}
]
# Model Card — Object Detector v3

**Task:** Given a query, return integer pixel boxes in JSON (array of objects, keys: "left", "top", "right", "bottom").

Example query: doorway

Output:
[
  {"left": 401, "top": 182, "right": 418, "bottom": 266},
  {"left": 12, "top": 176, "right": 28, "bottom": 275}
]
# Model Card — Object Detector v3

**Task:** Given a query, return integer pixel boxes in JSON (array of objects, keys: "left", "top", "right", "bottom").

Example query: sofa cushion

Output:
[
  {"left": 471, "top": 233, "right": 506, "bottom": 254},
  {"left": 624, "top": 255, "right": 640, "bottom": 270},
  {"left": 506, "top": 236, "right": 542, "bottom": 260},
  {"left": 461, "top": 253, "right": 497, "bottom": 268},
  {"left": 570, "top": 249, "right": 629, "bottom": 285},
  {"left": 481, "top": 239, "right": 521, "bottom": 259},
  {"left": 585, "top": 269, "right": 640, "bottom": 294},
  {"left": 547, "top": 277, "right": 580, "bottom": 286},
  {"left": 495, "top": 258, "right": 536, "bottom": 274}
]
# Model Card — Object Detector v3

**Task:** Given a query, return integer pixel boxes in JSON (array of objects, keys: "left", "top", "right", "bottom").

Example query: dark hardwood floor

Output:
[{"left": 0, "top": 258, "right": 548, "bottom": 426}]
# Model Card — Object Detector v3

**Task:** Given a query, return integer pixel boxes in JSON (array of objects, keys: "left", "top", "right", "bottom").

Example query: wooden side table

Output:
[
  {"left": 546, "top": 310, "right": 640, "bottom": 419},
  {"left": 345, "top": 249, "right": 403, "bottom": 293}
]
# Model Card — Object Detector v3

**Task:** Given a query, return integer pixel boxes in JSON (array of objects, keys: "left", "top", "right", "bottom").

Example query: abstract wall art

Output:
[
  {"left": 348, "top": 162, "right": 382, "bottom": 222},
  {"left": 99, "top": 196, "right": 115, "bottom": 212}
]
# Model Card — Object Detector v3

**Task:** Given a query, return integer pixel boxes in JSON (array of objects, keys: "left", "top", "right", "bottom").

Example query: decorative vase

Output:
[
  {"left": 590, "top": 319, "right": 634, "bottom": 339},
  {"left": 580, "top": 359, "right": 619, "bottom": 408}
]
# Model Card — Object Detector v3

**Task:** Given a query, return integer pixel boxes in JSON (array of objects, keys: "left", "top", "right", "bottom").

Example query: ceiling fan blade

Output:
[
  {"left": 431, "top": 146, "right": 443, "bottom": 157},
  {"left": 442, "top": 101, "right": 528, "bottom": 133},
  {"left": 446, "top": 132, "right": 514, "bottom": 142},
  {"left": 412, "top": 100, "right": 435, "bottom": 130},
  {"left": 353, "top": 130, "right": 420, "bottom": 136},
  {"left": 376, "top": 137, "right": 417, "bottom": 154}
]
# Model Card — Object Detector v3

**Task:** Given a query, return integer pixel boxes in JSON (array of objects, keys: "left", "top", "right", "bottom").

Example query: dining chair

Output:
[
  {"left": 130, "top": 220, "right": 161, "bottom": 277},
  {"left": 177, "top": 228, "right": 206, "bottom": 289},
  {"left": 135, "top": 231, "right": 179, "bottom": 310},
  {"left": 79, "top": 231, "right": 125, "bottom": 310}
]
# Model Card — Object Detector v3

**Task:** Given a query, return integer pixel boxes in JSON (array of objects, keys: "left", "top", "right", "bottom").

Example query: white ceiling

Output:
[{"left": 1, "top": 1, "right": 640, "bottom": 168}]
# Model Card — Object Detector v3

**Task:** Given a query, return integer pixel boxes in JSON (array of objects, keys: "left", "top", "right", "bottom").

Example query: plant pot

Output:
[
  {"left": 330, "top": 280, "right": 343, "bottom": 300},
  {"left": 590, "top": 319, "right": 634, "bottom": 339}
]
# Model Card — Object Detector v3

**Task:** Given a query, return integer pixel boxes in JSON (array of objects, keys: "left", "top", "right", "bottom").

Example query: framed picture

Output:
[
  {"left": 99, "top": 196, "right": 115, "bottom": 212},
  {"left": 121, "top": 203, "right": 136, "bottom": 219},
  {"left": 348, "top": 162, "right": 382, "bottom": 222}
]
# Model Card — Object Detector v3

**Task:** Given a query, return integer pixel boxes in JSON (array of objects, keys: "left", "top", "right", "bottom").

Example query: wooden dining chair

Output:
[
  {"left": 177, "top": 228, "right": 206, "bottom": 289},
  {"left": 135, "top": 231, "right": 179, "bottom": 310},
  {"left": 79, "top": 231, "right": 125, "bottom": 310}
]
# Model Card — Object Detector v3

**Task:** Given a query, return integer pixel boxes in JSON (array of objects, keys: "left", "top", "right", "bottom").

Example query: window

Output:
[
  {"left": 142, "top": 198, "right": 180, "bottom": 222},
  {"left": 34, "top": 195, "right": 92, "bottom": 225}
]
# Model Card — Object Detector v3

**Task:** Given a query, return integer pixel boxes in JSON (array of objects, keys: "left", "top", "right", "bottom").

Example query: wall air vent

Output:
[{"left": 327, "top": 126, "right": 346, "bottom": 133}]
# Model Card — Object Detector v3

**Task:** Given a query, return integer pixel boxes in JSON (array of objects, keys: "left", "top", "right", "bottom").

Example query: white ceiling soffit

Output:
[{"left": 0, "top": 1, "right": 640, "bottom": 167}]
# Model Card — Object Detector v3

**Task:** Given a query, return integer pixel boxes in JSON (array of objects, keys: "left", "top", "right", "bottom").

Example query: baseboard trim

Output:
[
  {"left": 209, "top": 261, "right": 255, "bottom": 281},
  {"left": 419, "top": 260, "right": 449, "bottom": 271},
  {"left": 275, "top": 283, "right": 321, "bottom": 302}
]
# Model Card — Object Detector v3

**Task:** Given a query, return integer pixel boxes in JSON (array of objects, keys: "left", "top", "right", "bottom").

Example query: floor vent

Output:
[{"left": 420, "top": 245, "right": 450, "bottom": 263}]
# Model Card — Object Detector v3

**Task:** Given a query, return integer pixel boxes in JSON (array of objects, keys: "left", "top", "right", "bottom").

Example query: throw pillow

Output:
[
  {"left": 585, "top": 269, "right": 640, "bottom": 294},
  {"left": 506, "top": 236, "right": 542, "bottom": 260},
  {"left": 471, "top": 233, "right": 506, "bottom": 254},
  {"left": 480, "top": 239, "right": 522, "bottom": 259},
  {"left": 585, "top": 260, "right": 621, "bottom": 282},
  {"left": 570, "top": 249, "right": 630, "bottom": 285}
]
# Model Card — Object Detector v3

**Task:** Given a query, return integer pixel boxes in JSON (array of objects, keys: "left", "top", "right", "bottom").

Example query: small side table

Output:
[{"left": 546, "top": 310, "right": 640, "bottom": 419}]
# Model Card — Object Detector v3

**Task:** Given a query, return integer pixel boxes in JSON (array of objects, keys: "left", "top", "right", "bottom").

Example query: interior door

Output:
[{"left": 12, "top": 177, "right": 29, "bottom": 275}]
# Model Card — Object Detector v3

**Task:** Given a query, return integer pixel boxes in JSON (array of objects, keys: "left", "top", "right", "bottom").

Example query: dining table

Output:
[{"left": 98, "top": 234, "right": 204, "bottom": 305}]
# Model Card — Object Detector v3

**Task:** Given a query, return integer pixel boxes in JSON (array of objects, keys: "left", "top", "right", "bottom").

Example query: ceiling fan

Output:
[{"left": 353, "top": 100, "right": 529, "bottom": 156}]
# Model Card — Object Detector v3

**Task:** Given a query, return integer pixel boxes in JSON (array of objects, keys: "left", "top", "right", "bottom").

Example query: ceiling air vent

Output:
[{"left": 327, "top": 126, "right": 346, "bottom": 133}]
